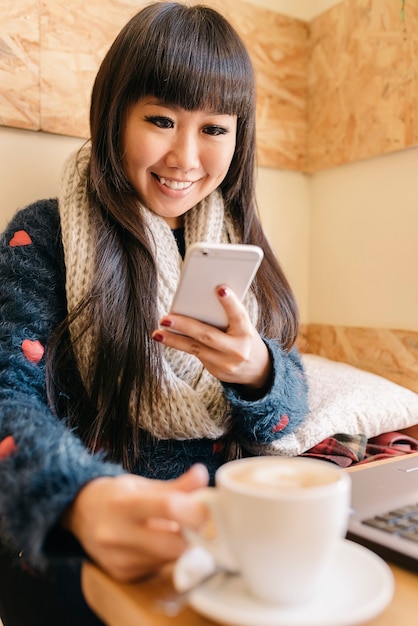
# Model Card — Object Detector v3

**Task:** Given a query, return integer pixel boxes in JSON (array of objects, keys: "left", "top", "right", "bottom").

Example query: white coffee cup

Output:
[{"left": 186, "top": 456, "right": 351, "bottom": 606}]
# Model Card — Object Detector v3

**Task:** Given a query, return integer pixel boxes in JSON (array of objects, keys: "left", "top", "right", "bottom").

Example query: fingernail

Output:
[
  {"left": 160, "top": 318, "right": 173, "bottom": 327},
  {"left": 153, "top": 332, "right": 164, "bottom": 343},
  {"left": 217, "top": 287, "right": 228, "bottom": 298}
]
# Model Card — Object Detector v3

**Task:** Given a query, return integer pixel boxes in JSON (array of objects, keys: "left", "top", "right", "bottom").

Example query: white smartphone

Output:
[{"left": 170, "top": 242, "right": 264, "bottom": 330}]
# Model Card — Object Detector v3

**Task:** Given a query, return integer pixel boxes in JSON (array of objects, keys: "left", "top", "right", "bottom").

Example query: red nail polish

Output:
[
  {"left": 160, "top": 318, "right": 173, "bottom": 327},
  {"left": 217, "top": 287, "right": 228, "bottom": 297},
  {"left": 153, "top": 332, "right": 164, "bottom": 343}
]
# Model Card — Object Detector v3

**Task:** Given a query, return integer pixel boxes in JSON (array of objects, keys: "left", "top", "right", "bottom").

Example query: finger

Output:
[
  {"left": 153, "top": 314, "right": 221, "bottom": 344},
  {"left": 127, "top": 484, "right": 208, "bottom": 530},
  {"left": 215, "top": 285, "right": 249, "bottom": 332},
  {"left": 162, "top": 491, "right": 210, "bottom": 529},
  {"left": 142, "top": 464, "right": 209, "bottom": 495},
  {"left": 170, "top": 463, "right": 210, "bottom": 492},
  {"left": 98, "top": 528, "right": 188, "bottom": 582},
  {"left": 130, "top": 524, "right": 188, "bottom": 561}
]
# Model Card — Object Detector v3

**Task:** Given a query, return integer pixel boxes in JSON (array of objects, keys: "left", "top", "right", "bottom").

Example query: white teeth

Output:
[{"left": 158, "top": 176, "right": 192, "bottom": 190}]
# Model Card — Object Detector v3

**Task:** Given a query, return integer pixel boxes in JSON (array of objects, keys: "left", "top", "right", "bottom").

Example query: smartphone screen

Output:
[{"left": 170, "top": 243, "right": 264, "bottom": 330}]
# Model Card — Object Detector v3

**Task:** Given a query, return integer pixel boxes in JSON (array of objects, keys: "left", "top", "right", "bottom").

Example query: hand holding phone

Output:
[{"left": 170, "top": 243, "right": 264, "bottom": 330}]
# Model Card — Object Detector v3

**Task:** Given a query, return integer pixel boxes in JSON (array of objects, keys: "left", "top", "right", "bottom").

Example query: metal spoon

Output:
[{"left": 155, "top": 566, "right": 234, "bottom": 616}]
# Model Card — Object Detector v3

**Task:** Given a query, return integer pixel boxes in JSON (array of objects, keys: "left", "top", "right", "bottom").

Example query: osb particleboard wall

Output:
[
  {"left": 308, "top": 0, "right": 418, "bottom": 171},
  {"left": 0, "top": 0, "right": 309, "bottom": 171},
  {"left": 298, "top": 324, "right": 418, "bottom": 394},
  {"left": 1, "top": 0, "right": 417, "bottom": 172}
]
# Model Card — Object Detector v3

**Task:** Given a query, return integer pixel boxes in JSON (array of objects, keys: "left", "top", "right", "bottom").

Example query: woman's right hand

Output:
[{"left": 61, "top": 463, "right": 210, "bottom": 582}]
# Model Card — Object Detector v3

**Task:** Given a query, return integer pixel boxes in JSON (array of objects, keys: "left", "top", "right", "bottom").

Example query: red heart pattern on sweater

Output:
[
  {"left": 9, "top": 230, "right": 33, "bottom": 247},
  {"left": 0, "top": 436, "right": 17, "bottom": 460},
  {"left": 271, "top": 414, "right": 289, "bottom": 433},
  {"left": 22, "top": 339, "right": 44, "bottom": 364}
]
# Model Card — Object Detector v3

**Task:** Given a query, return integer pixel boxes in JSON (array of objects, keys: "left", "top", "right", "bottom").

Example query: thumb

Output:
[{"left": 172, "top": 464, "right": 210, "bottom": 493}]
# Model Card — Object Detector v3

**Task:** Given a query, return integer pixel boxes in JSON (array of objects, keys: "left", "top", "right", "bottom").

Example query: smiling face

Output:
[{"left": 122, "top": 98, "right": 237, "bottom": 228}]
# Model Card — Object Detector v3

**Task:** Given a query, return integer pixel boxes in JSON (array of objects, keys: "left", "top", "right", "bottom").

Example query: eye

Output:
[
  {"left": 145, "top": 116, "right": 174, "bottom": 129},
  {"left": 203, "top": 125, "right": 229, "bottom": 136}
]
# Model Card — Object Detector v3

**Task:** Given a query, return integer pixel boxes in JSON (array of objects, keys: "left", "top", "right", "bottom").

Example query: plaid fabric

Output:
[{"left": 301, "top": 431, "right": 418, "bottom": 468}]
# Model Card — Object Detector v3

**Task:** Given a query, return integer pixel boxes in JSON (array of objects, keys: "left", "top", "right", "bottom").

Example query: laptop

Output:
[{"left": 347, "top": 454, "right": 418, "bottom": 571}]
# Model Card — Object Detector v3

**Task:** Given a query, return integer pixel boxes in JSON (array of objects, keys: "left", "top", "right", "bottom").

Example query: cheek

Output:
[
  {"left": 208, "top": 140, "right": 236, "bottom": 178},
  {"left": 123, "top": 122, "right": 151, "bottom": 178},
  {"left": 123, "top": 143, "right": 148, "bottom": 184}
]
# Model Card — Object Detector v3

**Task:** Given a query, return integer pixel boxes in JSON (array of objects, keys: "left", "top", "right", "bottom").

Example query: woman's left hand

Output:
[{"left": 152, "top": 285, "right": 271, "bottom": 391}]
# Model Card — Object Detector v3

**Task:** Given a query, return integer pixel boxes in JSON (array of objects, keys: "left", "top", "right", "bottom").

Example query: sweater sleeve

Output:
[
  {"left": 222, "top": 339, "right": 309, "bottom": 449},
  {"left": 0, "top": 200, "right": 124, "bottom": 570}
]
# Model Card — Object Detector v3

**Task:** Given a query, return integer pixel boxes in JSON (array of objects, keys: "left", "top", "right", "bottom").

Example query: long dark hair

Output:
[{"left": 46, "top": 2, "right": 299, "bottom": 469}]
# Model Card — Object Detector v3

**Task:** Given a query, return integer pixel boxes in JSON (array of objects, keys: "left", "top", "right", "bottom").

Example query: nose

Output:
[{"left": 165, "top": 130, "right": 200, "bottom": 173}]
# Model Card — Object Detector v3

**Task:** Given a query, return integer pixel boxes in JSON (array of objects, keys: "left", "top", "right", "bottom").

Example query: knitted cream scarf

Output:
[{"left": 59, "top": 145, "right": 258, "bottom": 440}]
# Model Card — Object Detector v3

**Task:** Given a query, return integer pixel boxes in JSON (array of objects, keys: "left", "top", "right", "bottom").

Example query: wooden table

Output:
[
  {"left": 82, "top": 456, "right": 418, "bottom": 625},
  {"left": 83, "top": 558, "right": 418, "bottom": 626}
]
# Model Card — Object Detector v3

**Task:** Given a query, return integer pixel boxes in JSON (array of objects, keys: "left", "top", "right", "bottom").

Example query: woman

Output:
[{"left": 0, "top": 2, "right": 309, "bottom": 624}]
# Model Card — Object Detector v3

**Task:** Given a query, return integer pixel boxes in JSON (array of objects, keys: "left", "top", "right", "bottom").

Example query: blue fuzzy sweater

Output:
[{"left": 0, "top": 200, "right": 309, "bottom": 570}]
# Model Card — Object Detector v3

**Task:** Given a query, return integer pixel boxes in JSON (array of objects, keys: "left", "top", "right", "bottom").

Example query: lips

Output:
[{"left": 157, "top": 175, "right": 193, "bottom": 191}]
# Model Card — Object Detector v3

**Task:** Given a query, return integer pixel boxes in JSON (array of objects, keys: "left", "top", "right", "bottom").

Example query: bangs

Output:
[{"left": 129, "top": 5, "right": 254, "bottom": 117}]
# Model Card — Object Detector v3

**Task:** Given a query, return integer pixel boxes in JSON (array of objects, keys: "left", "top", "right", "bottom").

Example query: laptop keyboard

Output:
[{"left": 362, "top": 504, "right": 418, "bottom": 543}]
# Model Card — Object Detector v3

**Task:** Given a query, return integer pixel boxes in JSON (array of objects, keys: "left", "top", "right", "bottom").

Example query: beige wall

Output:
[
  {"left": 0, "top": 127, "right": 83, "bottom": 226},
  {"left": 259, "top": 143, "right": 418, "bottom": 332},
  {"left": 309, "top": 147, "right": 418, "bottom": 330},
  {"left": 256, "top": 167, "right": 311, "bottom": 322}
]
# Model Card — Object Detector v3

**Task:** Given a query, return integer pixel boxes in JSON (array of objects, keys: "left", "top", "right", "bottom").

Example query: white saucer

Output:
[{"left": 186, "top": 540, "right": 394, "bottom": 626}]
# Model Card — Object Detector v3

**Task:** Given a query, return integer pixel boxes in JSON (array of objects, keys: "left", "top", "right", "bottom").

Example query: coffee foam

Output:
[{"left": 228, "top": 462, "right": 337, "bottom": 491}]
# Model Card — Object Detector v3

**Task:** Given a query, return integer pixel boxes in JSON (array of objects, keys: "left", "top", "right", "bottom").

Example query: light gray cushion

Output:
[{"left": 266, "top": 354, "right": 418, "bottom": 456}]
